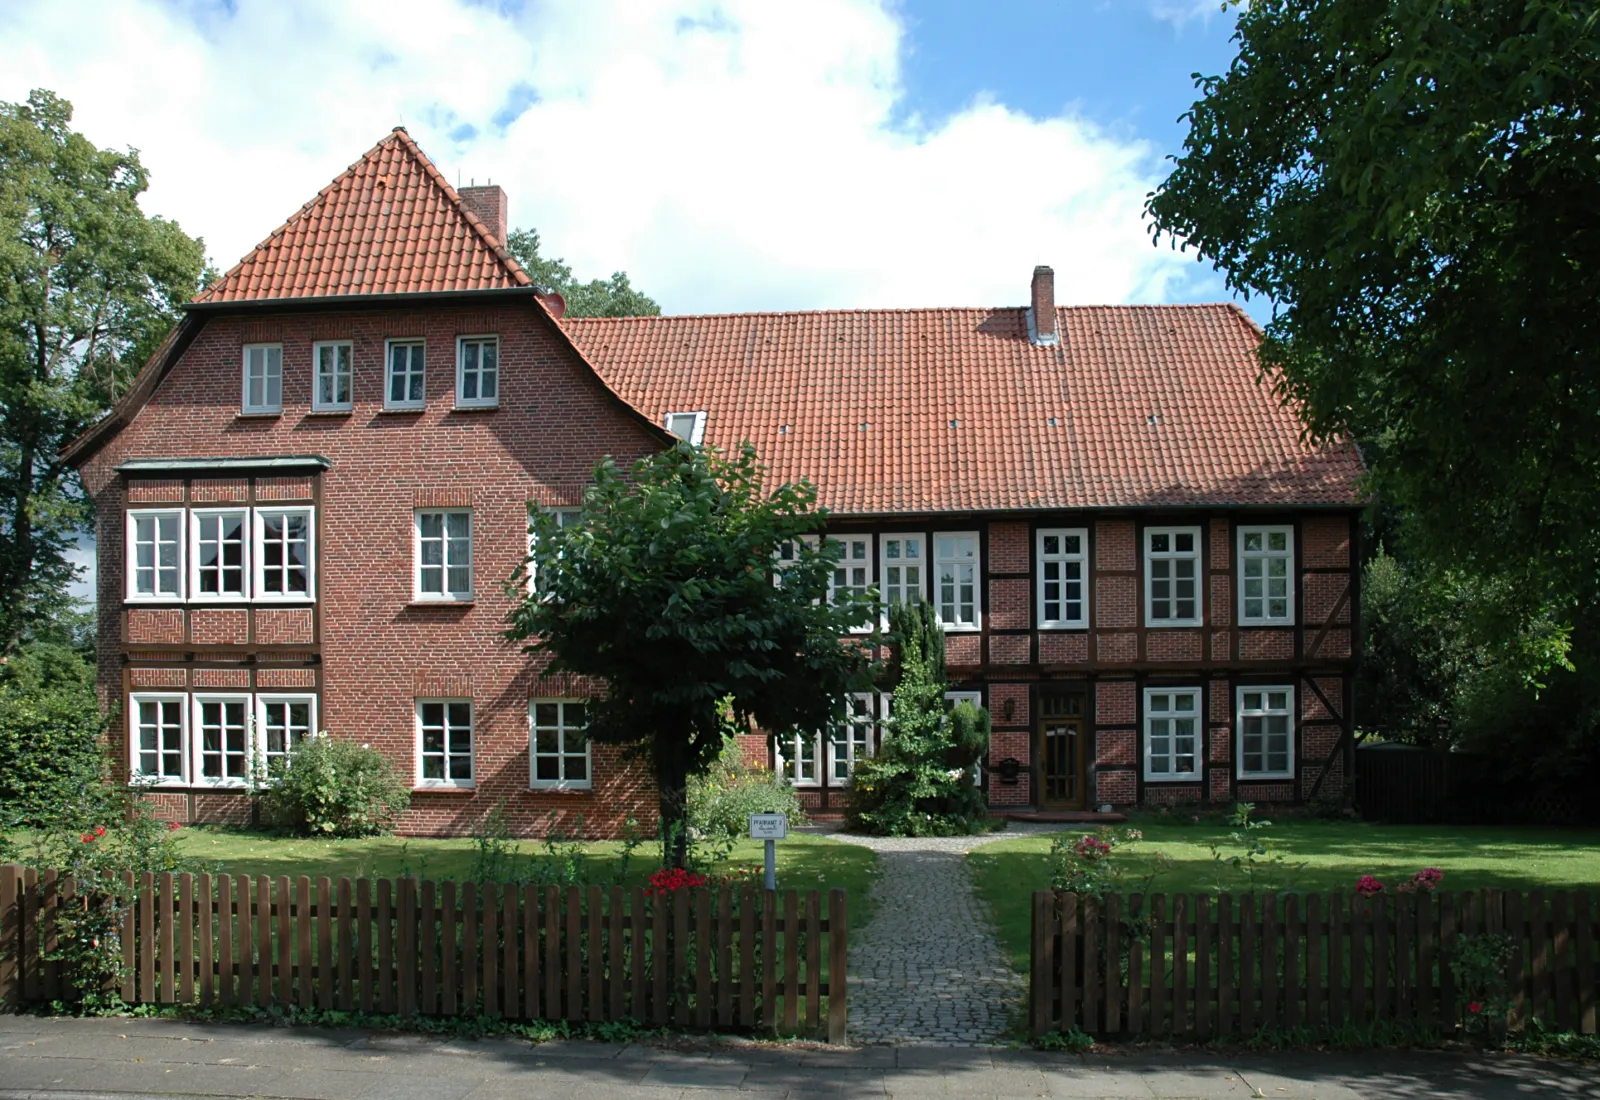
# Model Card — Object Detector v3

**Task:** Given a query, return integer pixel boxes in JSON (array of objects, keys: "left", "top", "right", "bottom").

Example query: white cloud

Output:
[
  {"left": 2, "top": 0, "right": 1214, "bottom": 314},
  {"left": 1150, "top": 0, "right": 1229, "bottom": 30}
]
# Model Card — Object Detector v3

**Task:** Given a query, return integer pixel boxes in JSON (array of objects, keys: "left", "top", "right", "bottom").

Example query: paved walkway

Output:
[
  {"left": 3, "top": 1016, "right": 1599, "bottom": 1099},
  {"left": 830, "top": 826, "right": 1058, "bottom": 1045}
]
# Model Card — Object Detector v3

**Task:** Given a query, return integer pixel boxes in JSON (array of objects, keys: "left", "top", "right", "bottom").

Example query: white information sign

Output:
[{"left": 749, "top": 812, "right": 788, "bottom": 840}]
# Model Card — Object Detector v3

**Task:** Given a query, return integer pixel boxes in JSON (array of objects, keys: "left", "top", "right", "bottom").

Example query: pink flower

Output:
[
  {"left": 1073, "top": 835, "right": 1113, "bottom": 861},
  {"left": 1412, "top": 868, "right": 1443, "bottom": 892},
  {"left": 1468, "top": 1001, "right": 1482, "bottom": 1014},
  {"left": 1355, "top": 875, "right": 1385, "bottom": 898}
]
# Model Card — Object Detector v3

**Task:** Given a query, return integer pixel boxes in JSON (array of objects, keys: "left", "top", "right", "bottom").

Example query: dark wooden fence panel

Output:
[
  {"left": 0, "top": 866, "right": 847, "bottom": 1043},
  {"left": 1030, "top": 889, "right": 1600, "bottom": 1039}
]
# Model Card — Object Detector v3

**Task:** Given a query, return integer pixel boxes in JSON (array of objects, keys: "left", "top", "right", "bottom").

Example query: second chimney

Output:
[
  {"left": 459, "top": 184, "right": 508, "bottom": 247},
  {"left": 1029, "top": 265, "right": 1058, "bottom": 346}
]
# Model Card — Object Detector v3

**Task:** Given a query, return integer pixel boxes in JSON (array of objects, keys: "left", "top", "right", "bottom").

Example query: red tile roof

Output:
[
  {"left": 565, "top": 305, "right": 1363, "bottom": 514},
  {"left": 195, "top": 129, "right": 530, "bottom": 303}
]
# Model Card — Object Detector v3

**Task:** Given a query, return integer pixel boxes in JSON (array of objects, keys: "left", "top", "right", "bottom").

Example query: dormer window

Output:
[{"left": 664, "top": 411, "right": 707, "bottom": 445}]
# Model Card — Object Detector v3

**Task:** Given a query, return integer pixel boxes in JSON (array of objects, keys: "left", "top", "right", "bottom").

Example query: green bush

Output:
[
  {"left": 259, "top": 736, "right": 410, "bottom": 837},
  {"left": 688, "top": 736, "right": 806, "bottom": 839},
  {"left": 0, "top": 644, "right": 108, "bottom": 827}
]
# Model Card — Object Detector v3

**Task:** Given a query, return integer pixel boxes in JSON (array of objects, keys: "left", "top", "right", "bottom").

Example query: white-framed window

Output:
[
  {"left": 878, "top": 534, "right": 925, "bottom": 622},
  {"left": 530, "top": 699, "right": 591, "bottom": 790},
  {"left": 528, "top": 506, "right": 580, "bottom": 595},
  {"left": 828, "top": 693, "right": 878, "bottom": 782},
  {"left": 312, "top": 340, "right": 353, "bottom": 412},
  {"left": 191, "top": 694, "right": 251, "bottom": 787},
  {"left": 242, "top": 344, "right": 283, "bottom": 414},
  {"left": 256, "top": 694, "right": 316, "bottom": 776},
  {"left": 254, "top": 508, "right": 315, "bottom": 601},
  {"left": 1237, "top": 686, "right": 1295, "bottom": 779},
  {"left": 664, "top": 411, "right": 707, "bottom": 445},
  {"left": 126, "top": 509, "right": 185, "bottom": 601},
  {"left": 1037, "top": 528, "right": 1088, "bottom": 628},
  {"left": 773, "top": 534, "right": 815, "bottom": 588},
  {"left": 385, "top": 339, "right": 426, "bottom": 410},
  {"left": 189, "top": 509, "right": 249, "bottom": 601},
  {"left": 1238, "top": 525, "right": 1294, "bottom": 625},
  {"left": 826, "top": 534, "right": 874, "bottom": 631},
  {"left": 775, "top": 730, "right": 820, "bottom": 787},
  {"left": 1143, "top": 687, "right": 1200, "bottom": 781},
  {"left": 945, "top": 690, "right": 985, "bottom": 786},
  {"left": 456, "top": 335, "right": 499, "bottom": 408},
  {"left": 933, "top": 531, "right": 980, "bottom": 630},
  {"left": 417, "top": 699, "right": 474, "bottom": 787},
  {"left": 130, "top": 693, "right": 187, "bottom": 785},
  {"left": 415, "top": 509, "right": 473, "bottom": 601},
  {"left": 1145, "top": 526, "right": 1202, "bottom": 627}
]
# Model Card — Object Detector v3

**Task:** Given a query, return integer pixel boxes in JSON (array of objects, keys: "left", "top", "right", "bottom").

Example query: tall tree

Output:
[
  {"left": 1146, "top": 1, "right": 1600, "bottom": 649},
  {"left": 505, "top": 227, "right": 661, "bottom": 318},
  {"left": 507, "top": 443, "right": 875, "bottom": 866},
  {"left": 0, "top": 90, "right": 207, "bottom": 651}
]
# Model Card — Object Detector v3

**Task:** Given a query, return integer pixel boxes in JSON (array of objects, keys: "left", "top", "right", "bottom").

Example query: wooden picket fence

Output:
[
  {"left": 1030, "top": 889, "right": 1599, "bottom": 1038},
  {"left": 0, "top": 866, "right": 848, "bottom": 1042}
]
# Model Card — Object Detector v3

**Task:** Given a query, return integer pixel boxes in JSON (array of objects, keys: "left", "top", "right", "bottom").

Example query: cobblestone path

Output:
[{"left": 831, "top": 828, "right": 1057, "bottom": 1045}]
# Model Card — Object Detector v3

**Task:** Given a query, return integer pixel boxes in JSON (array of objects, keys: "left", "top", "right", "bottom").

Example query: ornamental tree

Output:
[{"left": 507, "top": 442, "right": 876, "bottom": 867}]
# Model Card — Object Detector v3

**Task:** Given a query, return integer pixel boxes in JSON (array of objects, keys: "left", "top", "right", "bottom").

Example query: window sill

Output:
[
  {"left": 1145, "top": 622, "right": 1204, "bottom": 630},
  {"left": 1237, "top": 773, "right": 1294, "bottom": 782},
  {"left": 451, "top": 404, "right": 500, "bottom": 413},
  {"left": 306, "top": 408, "right": 353, "bottom": 417},
  {"left": 236, "top": 411, "right": 282, "bottom": 420},
  {"left": 408, "top": 599, "right": 475, "bottom": 608},
  {"left": 528, "top": 785, "right": 594, "bottom": 795},
  {"left": 1037, "top": 624, "right": 1089, "bottom": 632},
  {"left": 939, "top": 624, "right": 982, "bottom": 634},
  {"left": 1238, "top": 621, "right": 1295, "bottom": 629},
  {"left": 414, "top": 783, "right": 476, "bottom": 792},
  {"left": 378, "top": 406, "right": 426, "bottom": 415},
  {"left": 1142, "top": 774, "right": 1202, "bottom": 783}
]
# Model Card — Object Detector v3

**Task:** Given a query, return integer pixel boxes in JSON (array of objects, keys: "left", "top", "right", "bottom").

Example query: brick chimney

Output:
[
  {"left": 1029, "top": 265, "right": 1058, "bottom": 346},
  {"left": 459, "top": 184, "right": 508, "bottom": 247}
]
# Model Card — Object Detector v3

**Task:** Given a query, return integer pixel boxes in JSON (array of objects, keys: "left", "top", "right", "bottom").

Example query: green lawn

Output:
[
  {"left": 969, "top": 820, "right": 1600, "bottom": 970},
  {"left": 170, "top": 827, "right": 880, "bottom": 932}
]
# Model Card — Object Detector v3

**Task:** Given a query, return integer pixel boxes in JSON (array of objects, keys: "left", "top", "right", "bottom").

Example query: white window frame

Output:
[
  {"left": 416, "top": 698, "right": 475, "bottom": 788},
  {"left": 774, "top": 729, "right": 821, "bottom": 788},
  {"left": 1237, "top": 524, "right": 1295, "bottom": 626},
  {"left": 129, "top": 692, "right": 188, "bottom": 786},
  {"left": 1036, "top": 527, "right": 1089, "bottom": 629},
  {"left": 312, "top": 340, "right": 354, "bottom": 412},
  {"left": 825, "top": 534, "right": 875, "bottom": 633},
  {"left": 385, "top": 339, "right": 426, "bottom": 411},
  {"left": 773, "top": 534, "right": 816, "bottom": 588},
  {"left": 414, "top": 509, "right": 474, "bottom": 602},
  {"left": 252, "top": 506, "right": 316, "bottom": 603},
  {"left": 529, "top": 698, "right": 592, "bottom": 790},
  {"left": 933, "top": 531, "right": 981, "bottom": 631},
  {"left": 828, "top": 693, "right": 878, "bottom": 782},
  {"left": 1144, "top": 526, "right": 1203, "bottom": 627},
  {"left": 188, "top": 508, "right": 251, "bottom": 602},
  {"left": 878, "top": 533, "right": 927, "bottom": 626},
  {"left": 455, "top": 334, "right": 500, "bottom": 409},
  {"left": 191, "top": 693, "right": 253, "bottom": 788},
  {"left": 255, "top": 694, "right": 317, "bottom": 778},
  {"left": 1143, "top": 687, "right": 1201, "bottom": 782},
  {"left": 945, "top": 690, "right": 985, "bottom": 786},
  {"left": 1237, "top": 685, "right": 1296, "bottom": 780},
  {"left": 664, "top": 411, "right": 707, "bottom": 445},
  {"left": 125, "top": 508, "right": 186, "bottom": 602},
  {"left": 528, "top": 506, "right": 580, "bottom": 595},
  {"left": 242, "top": 343, "right": 283, "bottom": 415}
]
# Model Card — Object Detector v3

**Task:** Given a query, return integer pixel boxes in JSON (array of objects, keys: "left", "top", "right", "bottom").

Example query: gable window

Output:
[
  {"left": 879, "top": 534, "right": 925, "bottom": 618},
  {"left": 254, "top": 508, "right": 314, "bottom": 601},
  {"left": 530, "top": 699, "right": 591, "bottom": 789},
  {"left": 313, "top": 341, "right": 353, "bottom": 412},
  {"left": 775, "top": 730, "right": 820, "bottom": 787},
  {"left": 829, "top": 693, "right": 878, "bottom": 782},
  {"left": 190, "top": 509, "right": 248, "bottom": 600},
  {"left": 1144, "top": 688, "right": 1199, "bottom": 781},
  {"left": 193, "top": 694, "right": 250, "bottom": 787},
  {"left": 130, "top": 694, "right": 187, "bottom": 785},
  {"left": 934, "top": 532, "right": 980, "bottom": 630},
  {"left": 415, "top": 509, "right": 473, "bottom": 600},
  {"left": 242, "top": 344, "right": 283, "bottom": 414},
  {"left": 417, "top": 699, "right": 473, "bottom": 787},
  {"left": 826, "top": 535, "right": 873, "bottom": 631},
  {"left": 456, "top": 336, "right": 499, "bottom": 408},
  {"left": 257, "top": 695, "right": 315, "bottom": 775},
  {"left": 1145, "top": 527, "right": 1201, "bottom": 626},
  {"left": 664, "top": 411, "right": 707, "bottom": 445},
  {"left": 1037, "top": 528, "right": 1088, "bottom": 628},
  {"left": 386, "top": 340, "right": 425, "bottom": 410},
  {"left": 127, "top": 510, "right": 185, "bottom": 600},
  {"left": 1238, "top": 525, "right": 1294, "bottom": 625},
  {"left": 1238, "top": 686, "right": 1294, "bottom": 779}
]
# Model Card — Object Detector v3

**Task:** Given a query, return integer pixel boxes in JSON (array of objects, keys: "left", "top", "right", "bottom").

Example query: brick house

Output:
[{"left": 63, "top": 129, "right": 1363, "bottom": 834}]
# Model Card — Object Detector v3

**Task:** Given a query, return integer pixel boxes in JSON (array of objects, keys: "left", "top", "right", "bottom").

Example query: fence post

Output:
[
  {"left": 827, "top": 888, "right": 848, "bottom": 1044},
  {"left": 0, "top": 866, "right": 19, "bottom": 1009},
  {"left": 1029, "top": 890, "right": 1049, "bottom": 1036}
]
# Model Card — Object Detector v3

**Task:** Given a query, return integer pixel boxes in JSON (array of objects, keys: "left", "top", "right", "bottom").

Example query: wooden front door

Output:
[{"left": 1037, "top": 693, "right": 1087, "bottom": 810}]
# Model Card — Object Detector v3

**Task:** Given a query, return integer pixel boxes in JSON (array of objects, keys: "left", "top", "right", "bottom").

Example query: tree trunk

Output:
[{"left": 657, "top": 745, "right": 691, "bottom": 870}]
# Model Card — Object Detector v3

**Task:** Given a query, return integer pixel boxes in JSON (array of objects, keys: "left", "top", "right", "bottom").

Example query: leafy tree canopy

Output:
[
  {"left": 0, "top": 89, "right": 208, "bottom": 651},
  {"left": 507, "top": 443, "right": 876, "bottom": 865},
  {"left": 505, "top": 227, "right": 661, "bottom": 318},
  {"left": 1147, "top": 1, "right": 1600, "bottom": 646}
]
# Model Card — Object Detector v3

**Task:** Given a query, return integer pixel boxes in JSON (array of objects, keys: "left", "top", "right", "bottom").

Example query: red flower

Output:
[
  {"left": 80, "top": 834, "right": 94, "bottom": 843},
  {"left": 94, "top": 826, "right": 107, "bottom": 837},
  {"left": 1412, "top": 868, "right": 1444, "bottom": 892},
  {"left": 647, "top": 867, "right": 708, "bottom": 896},
  {"left": 167, "top": 822, "right": 182, "bottom": 832},
  {"left": 1468, "top": 1001, "right": 1483, "bottom": 1014},
  {"left": 1355, "top": 875, "right": 1385, "bottom": 898}
]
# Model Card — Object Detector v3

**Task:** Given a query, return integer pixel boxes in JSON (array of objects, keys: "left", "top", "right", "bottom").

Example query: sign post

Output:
[{"left": 748, "top": 812, "right": 788, "bottom": 891}]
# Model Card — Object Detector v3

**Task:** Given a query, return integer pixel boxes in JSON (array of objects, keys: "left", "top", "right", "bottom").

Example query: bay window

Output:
[{"left": 127, "top": 510, "right": 185, "bottom": 600}]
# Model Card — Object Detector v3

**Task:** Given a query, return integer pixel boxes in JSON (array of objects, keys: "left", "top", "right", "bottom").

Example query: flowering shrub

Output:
[
  {"left": 1356, "top": 874, "right": 1386, "bottom": 898},
  {"left": 1450, "top": 932, "right": 1515, "bottom": 1045},
  {"left": 1050, "top": 828, "right": 1169, "bottom": 900},
  {"left": 1397, "top": 867, "right": 1444, "bottom": 894},
  {"left": 647, "top": 867, "right": 709, "bottom": 896},
  {"left": 1073, "top": 835, "right": 1113, "bottom": 861}
]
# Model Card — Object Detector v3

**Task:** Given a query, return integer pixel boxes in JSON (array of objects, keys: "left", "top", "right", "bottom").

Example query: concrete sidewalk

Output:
[{"left": 1, "top": 1016, "right": 1597, "bottom": 1100}]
